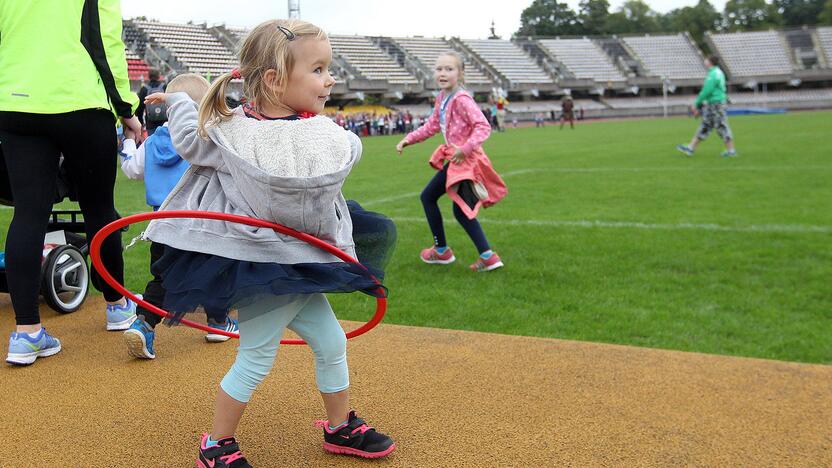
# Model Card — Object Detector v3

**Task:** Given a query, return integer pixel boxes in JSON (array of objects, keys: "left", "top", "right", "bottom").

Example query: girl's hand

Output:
[
  {"left": 144, "top": 92, "right": 168, "bottom": 105},
  {"left": 450, "top": 145, "right": 465, "bottom": 164},
  {"left": 395, "top": 138, "right": 408, "bottom": 154}
]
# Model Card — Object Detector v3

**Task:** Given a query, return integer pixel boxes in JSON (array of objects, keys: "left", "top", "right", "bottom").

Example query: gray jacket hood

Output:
[{"left": 145, "top": 92, "right": 360, "bottom": 264}]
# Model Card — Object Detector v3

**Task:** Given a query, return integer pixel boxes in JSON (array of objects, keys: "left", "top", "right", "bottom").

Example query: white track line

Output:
[
  {"left": 391, "top": 216, "right": 832, "bottom": 234},
  {"left": 361, "top": 165, "right": 832, "bottom": 207}
]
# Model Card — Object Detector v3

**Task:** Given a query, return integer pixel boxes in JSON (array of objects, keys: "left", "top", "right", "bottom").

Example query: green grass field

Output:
[{"left": 4, "top": 112, "right": 831, "bottom": 363}]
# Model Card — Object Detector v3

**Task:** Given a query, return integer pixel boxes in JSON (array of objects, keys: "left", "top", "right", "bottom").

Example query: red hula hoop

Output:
[{"left": 89, "top": 210, "right": 387, "bottom": 344}]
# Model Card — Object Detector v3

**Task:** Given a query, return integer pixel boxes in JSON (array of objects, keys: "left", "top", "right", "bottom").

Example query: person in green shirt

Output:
[
  {"left": 677, "top": 55, "right": 738, "bottom": 158},
  {"left": 0, "top": 0, "right": 142, "bottom": 365}
]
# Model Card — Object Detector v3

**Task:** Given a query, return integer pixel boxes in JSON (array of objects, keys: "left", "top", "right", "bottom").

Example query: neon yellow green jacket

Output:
[
  {"left": 0, "top": 0, "right": 138, "bottom": 117},
  {"left": 695, "top": 66, "right": 727, "bottom": 107}
]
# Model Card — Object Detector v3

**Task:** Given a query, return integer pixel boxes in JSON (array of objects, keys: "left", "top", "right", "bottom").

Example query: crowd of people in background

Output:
[
  {"left": 325, "top": 103, "right": 583, "bottom": 137},
  {"left": 328, "top": 111, "right": 430, "bottom": 137}
]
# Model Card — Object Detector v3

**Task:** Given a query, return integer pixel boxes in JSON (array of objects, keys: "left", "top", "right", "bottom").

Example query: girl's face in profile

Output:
[{"left": 280, "top": 37, "right": 336, "bottom": 114}]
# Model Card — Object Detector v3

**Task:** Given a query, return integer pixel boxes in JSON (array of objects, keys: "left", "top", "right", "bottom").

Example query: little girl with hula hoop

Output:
[{"left": 141, "top": 19, "right": 396, "bottom": 466}]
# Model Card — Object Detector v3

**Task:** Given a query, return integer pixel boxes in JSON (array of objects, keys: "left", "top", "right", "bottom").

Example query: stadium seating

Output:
[
  {"left": 727, "top": 88, "right": 832, "bottom": 104},
  {"left": 132, "top": 20, "right": 238, "bottom": 78},
  {"left": 622, "top": 34, "right": 706, "bottom": 80},
  {"left": 538, "top": 38, "right": 625, "bottom": 84},
  {"left": 393, "top": 37, "right": 493, "bottom": 85},
  {"left": 117, "top": 18, "right": 832, "bottom": 119},
  {"left": 818, "top": 27, "right": 832, "bottom": 67},
  {"left": 708, "top": 30, "right": 794, "bottom": 78},
  {"left": 125, "top": 49, "right": 150, "bottom": 81},
  {"left": 329, "top": 35, "right": 419, "bottom": 85},
  {"left": 461, "top": 39, "right": 552, "bottom": 85},
  {"left": 509, "top": 99, "right": 606, "bottom": 112},
  {"left": 604, "top": 96, "right": 692, "bottom": 109},
  {"left": 123, "top": 21, "right": 147, "bottom": 54}
]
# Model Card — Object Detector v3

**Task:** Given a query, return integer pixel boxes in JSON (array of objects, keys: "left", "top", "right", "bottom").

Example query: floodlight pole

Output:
[{"left": 288, "top": 0, "right": 300, "bottom": 19}]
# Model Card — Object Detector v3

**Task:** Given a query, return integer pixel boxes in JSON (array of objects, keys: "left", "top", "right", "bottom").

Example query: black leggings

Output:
[
  {"left": 0, "top": 109, "right": 125, "bottom": 325},
  {"left": 421, "top": 165, "right": 490, "bottom": 254}
]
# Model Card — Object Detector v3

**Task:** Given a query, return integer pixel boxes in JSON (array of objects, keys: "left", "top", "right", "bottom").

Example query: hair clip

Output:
[
  {"left": 276, "top": 25, "right": 296, "bottom": 41},
  {"left": 230, "top": 69, "right": 242, "bottom": 79}
]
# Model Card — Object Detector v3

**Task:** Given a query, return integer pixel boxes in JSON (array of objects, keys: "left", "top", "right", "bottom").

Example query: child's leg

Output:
[
  {"left": 452, "top": 203, "right": 491, "bottom": 254},
  {"left": 287, "top": 294, "right": 350, "bottom": 426},
  {"left": 420, "top": 165, "right": 450, "bottom": 248},
  {"left": 212, "top": 294, "right": 308, "bottom": 438},
  {"left": 137, "top": 241, "right": 166, "bottom": 328}
]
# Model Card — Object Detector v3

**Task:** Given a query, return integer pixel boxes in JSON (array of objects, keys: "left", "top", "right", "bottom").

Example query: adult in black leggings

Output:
[{"left": 1, "top": 0, "right": 143, "bottom": 365}]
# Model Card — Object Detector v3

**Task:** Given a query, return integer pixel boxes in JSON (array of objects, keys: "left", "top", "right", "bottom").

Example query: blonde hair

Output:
[
  {"left": 166, "top": 74, "right": 211, "bottom": 103},
  {"left": 197, "top": 19, "right": 327, "bottom": 136},
  {"left": 437, "top": 50, "right": 466, "bottom": 86}
]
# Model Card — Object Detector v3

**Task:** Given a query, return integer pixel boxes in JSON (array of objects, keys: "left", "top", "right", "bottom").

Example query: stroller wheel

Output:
[{"left": 41, "top": 245, "right": 89, "bottom": 313}]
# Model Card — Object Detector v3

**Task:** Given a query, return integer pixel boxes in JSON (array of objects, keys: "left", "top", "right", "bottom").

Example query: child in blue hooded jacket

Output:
[{"left": 119, "top": 73, "right": 238, "bottom": 359}]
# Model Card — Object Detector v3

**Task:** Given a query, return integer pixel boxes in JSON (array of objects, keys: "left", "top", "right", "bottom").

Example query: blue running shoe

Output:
[
  {"left": 123, "top": 317, "right": 156, "bottom": 359},
  {"left": 721, "top": 149, "right": 738, "bottom": 158},
  {"left": 106, "top": 297, "right": 137, "bottom": 331},
  {"left": 205, "top": 317, "right": 239, "bottom": 343},
  {"left": 6, "top": 327, "right": 62, "bottom": 365},
  {"left": 676, "top": 144, "right": 694, "bottom": 157}
]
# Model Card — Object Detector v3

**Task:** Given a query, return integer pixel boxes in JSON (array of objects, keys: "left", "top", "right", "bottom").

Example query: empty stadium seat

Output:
[
  {"left": 622, "top": 34, "right": 706, "bottom": 80},
  {"left": 132, "top": 20, "right": 238, "bottom": 78},
  {"left": 329, "top": 35, "right": 419, "bottom": 85},
  {"left": 393, "top": 37, "right": 492, "bottom": 85},
  {"left": 538, "top": 38, "right": 626, "bottom": 83},
  {"left": 817, "top": 27, "right": 832, "bottom": 67},
  {"left": 461, "top": 39, "right": 552, "bottom": 85},
  {"left": 708, "top": 30, "right": 794, "bottom": 77}
]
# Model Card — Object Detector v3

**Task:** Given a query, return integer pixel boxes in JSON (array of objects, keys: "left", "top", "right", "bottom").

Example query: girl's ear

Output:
[{"left": 263, "top": 69, "right": 279, "bottom": 88}]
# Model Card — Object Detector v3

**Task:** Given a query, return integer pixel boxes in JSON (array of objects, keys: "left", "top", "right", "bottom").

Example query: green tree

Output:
[
  {"left": 774, "top": 0, "right": 825, "bottom": 25},
  {"left": 579, "top": 0, "right": 610, "bottom": 34},
  {"left": 666, "top": 0, "right": 723, "bottom": 46},
  {"left": 604, "top": 0, "right": 660, "bottom": 34},
  {"left": 821, "top": 0, "right": 832, "bottom": 23},
  {"left": 723, "top": 0, "right": 783, "bottom": 30},
  {"left": 516, "top": 0, "right": 583, "bottom": 37}
]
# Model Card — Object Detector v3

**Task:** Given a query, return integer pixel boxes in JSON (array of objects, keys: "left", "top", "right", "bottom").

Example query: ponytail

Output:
[{"left": 197, "top": 72, "right": 236, "bottom": 138}]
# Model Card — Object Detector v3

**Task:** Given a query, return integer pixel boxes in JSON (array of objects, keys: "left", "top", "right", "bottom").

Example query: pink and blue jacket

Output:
[{"left": 405, "top": 90, "right": 507, "bottom": 219}]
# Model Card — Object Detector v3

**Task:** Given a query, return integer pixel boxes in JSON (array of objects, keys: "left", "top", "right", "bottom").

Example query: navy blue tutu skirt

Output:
[{"left": 151, "top": 201, "right": 396, "bottom": 322}]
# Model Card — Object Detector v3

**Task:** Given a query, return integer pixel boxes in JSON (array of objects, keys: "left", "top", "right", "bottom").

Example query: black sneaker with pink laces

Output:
[
  {"left": 197, "top": 433, "right": 252, "bottom": 468},
  {"left": 315, "top": 410, "right": 396, "bottom": 459}
]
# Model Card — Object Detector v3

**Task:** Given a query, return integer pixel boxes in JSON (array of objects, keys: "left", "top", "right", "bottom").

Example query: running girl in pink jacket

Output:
[{"left": 396, "top": 51, "right": 507, "bottom": 272}]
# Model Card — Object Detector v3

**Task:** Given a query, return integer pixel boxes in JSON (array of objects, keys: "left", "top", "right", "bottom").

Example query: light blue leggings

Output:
[{"left": 220, "top": 293, "right": 348, "bottom": 403}]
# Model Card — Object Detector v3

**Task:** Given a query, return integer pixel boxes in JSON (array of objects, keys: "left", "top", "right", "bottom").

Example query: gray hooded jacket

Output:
[{"left": 144, "top": 92, "right": 360, "bottom": 264}]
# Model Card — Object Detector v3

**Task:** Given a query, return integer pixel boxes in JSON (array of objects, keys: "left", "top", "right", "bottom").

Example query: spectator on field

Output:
[
  {"left": 137, "top": 68, "right": 167, "bottom": 136},
  {"left": 1, "top": 0, "right": 142, "bottom": 365},
  {"left": 676, "top": 55, "right": 738, "bottom": 158}
]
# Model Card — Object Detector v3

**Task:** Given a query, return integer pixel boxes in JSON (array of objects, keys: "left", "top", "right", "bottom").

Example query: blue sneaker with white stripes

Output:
[
  {"left": 6, "top": 327, "right": 62, "bottom": 365},
  {"left": 106, "top": 297, "right": 137, "bottom": 331},
  {"left": 205, "top": 317, "right": 239, "bottom": 343}
]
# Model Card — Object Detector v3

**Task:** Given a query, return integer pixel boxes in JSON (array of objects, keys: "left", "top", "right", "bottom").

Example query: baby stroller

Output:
[{"left": 0, "top": 144, "right": 90, "bottom": 313}]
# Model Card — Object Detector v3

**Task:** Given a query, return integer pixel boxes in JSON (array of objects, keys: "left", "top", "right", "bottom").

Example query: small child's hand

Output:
[
  {"left": 450, "top": 145, "right": 465, "bottom": 164},
  {"left": 120, "top": 115, "right": 144, "bottom": 144},
  {"left": 395, "top": 139, "right": 408, "bottom": 155},
  {"left": 145, "top": 92, "right": 168, "bottom": 105}
]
